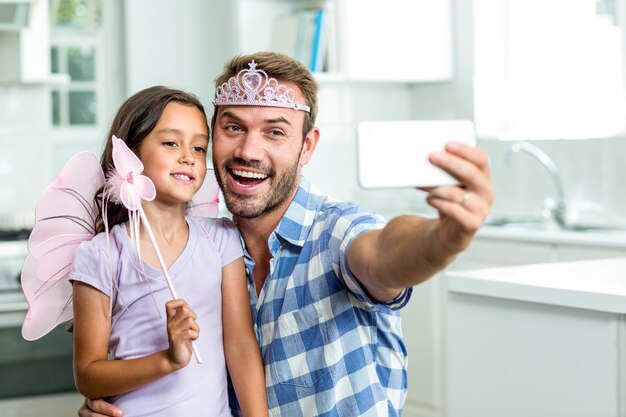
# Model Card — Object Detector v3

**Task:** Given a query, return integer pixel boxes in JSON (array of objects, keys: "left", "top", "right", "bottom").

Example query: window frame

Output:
[{"left": 48, "top": 0, "right": 123, "bottom": 143}]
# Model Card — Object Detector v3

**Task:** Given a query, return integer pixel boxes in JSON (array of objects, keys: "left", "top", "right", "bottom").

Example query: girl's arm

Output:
[
  {"left": 221, "top": 258, "right": 269, "bottom": 417},
  {"left": 73, "top": 281, "right": 198, "bottom": 399}
]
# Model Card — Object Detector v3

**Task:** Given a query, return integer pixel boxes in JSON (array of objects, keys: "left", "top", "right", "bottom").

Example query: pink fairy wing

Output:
[
  {"left": 187, "top": 170, "right": 220, "bottom": 217},
  {"left": 20, "top": 152, "right": 104, "bottom": 340},
  {"left": 28, "top": 152, "right": 104, "bottom": 251},
  {"left": 21, "top": 252, "right": 73, "bottom": 341},
  {"left": 30, "top": 233, "right": 93, "bottom": 282},
  {"left": 21, "top": 233, "right": 92, "bottom": 340}
]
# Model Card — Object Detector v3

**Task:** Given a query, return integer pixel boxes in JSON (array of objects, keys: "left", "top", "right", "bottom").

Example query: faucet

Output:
[{"left": 505, "top": 141, "right": 567, "bottom": 228}]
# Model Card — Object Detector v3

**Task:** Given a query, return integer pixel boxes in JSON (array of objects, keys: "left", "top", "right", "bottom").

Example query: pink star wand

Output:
[{"left": 107, "top": 136, "right": 203, "bottom": 364}]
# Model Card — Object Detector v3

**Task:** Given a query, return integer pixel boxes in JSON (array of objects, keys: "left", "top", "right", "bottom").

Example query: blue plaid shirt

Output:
[{"left": 231, "top": 177, "right": 412, "bottom": 417}]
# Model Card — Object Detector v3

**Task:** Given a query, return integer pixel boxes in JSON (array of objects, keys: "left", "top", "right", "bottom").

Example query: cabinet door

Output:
[
  {"left": 343, "top": 0, "right": 452, "bottom": 81},
  {"left": 403, "top": 237, "right": 555, "bottom": 417},
  {"left": 0, "top": 0, "right": 51, "bottom": 83},
  {"left": 402, "top": 277, "right": 444, "bottom": 417},
  {"left": 447, "top": 293, "right": 621, "bottom": 417},
  {"left": 233, "top": 0, "right": 452, "bottom": 82}
]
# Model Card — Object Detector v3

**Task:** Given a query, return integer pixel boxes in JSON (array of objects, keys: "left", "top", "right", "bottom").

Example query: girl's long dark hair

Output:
[{"left": 96, "top": 86, "right": 208, "bottom": 233}]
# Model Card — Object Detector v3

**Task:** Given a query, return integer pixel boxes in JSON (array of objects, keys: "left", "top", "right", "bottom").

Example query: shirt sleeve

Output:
[
  {"left": 329, "top": 207, "right": 412, "bottom": 311},
  {"left": 70, "top": 235, "right": 116, "bottom": 298},
  {"left": 202, "top": 217, "right": 244, "bottom": 267}
]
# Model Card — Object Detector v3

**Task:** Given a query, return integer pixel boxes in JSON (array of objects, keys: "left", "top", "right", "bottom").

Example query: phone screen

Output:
[{"left": 357, "top": 120, "right": 476, "bottom": 189}]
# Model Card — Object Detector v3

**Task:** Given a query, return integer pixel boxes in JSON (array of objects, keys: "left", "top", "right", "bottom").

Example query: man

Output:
[{"left": 80, "top": 51, "right": 493, "bottom": 417}]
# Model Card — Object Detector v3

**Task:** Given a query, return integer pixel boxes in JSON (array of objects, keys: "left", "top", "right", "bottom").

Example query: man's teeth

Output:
[
  {"left": 173, "top": 174, "right": 191, "bottom": 180},
  {"left": 232, "top": 169, "right": 268, "bottom": 180}
]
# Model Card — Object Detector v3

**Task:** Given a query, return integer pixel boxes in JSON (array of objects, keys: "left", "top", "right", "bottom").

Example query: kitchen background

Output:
[
  {"left": 1, "top": 0, "right": 625, "bottom": 416},
  {"left": 2, "top": 0, "right": 626, "bottom": 227}
]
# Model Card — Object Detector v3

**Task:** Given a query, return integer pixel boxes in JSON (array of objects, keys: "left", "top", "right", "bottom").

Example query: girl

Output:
[{"left": 70, "top": 86, "right": 268, "bottom": 417}]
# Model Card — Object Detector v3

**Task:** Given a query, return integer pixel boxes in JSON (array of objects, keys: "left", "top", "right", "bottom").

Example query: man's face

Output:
[{"left": 211, "top": 84, "right": 317, "bottom": 219}]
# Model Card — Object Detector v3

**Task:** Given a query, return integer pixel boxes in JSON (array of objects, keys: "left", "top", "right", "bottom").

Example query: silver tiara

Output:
[{"left": 212, "top": 60, "right": 310, "bottom": 113}]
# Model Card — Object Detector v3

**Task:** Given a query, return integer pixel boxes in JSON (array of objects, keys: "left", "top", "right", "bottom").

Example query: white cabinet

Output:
[
  {"left": 402, "top": 277, "right": 445, "bottom": 417},
  {"left": 232, "top": 0, "right": 452, "bottom": 82},
  {"left": 402, "top": 227, "right": 626, "bottom": 417},
  {"left": 445, "top": 258, "right": 626, "bottom": 417},
  {"left": 342, "top": 0, "right": 452, "bottom": 81},
  {"left": 447, "top": 292, "right": 624, "bottom": 417},
  {"left": 0, "top": 0, "right": 53, "bottom": 83}
]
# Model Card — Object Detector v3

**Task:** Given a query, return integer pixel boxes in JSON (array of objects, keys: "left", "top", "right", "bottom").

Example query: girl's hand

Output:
[{"left": 165, "top": 299, "right": 199, "bottom": 370}]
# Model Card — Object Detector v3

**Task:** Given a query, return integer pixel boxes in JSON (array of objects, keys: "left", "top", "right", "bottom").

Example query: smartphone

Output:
[{"left": 356, "top": 120, "right": 476, "bottom": 189}]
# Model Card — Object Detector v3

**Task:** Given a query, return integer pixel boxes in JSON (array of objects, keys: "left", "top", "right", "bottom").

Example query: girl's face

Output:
[{"left": 138, "top": 102, "right": 209, "bottom": 205}]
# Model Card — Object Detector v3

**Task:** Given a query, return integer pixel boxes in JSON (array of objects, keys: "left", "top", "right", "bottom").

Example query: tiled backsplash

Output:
[{"left": 481, "top": 138, "right": 626, "bottom": 227}]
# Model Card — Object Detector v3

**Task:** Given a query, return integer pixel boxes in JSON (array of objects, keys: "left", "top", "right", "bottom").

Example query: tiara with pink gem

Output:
[{"left": 212, "top": 60, "right": 311, "bottom": 113}]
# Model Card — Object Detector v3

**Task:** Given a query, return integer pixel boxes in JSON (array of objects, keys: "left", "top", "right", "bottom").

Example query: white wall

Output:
[{"left": 124, "top": 0, "right": 233, "bottom": 107}]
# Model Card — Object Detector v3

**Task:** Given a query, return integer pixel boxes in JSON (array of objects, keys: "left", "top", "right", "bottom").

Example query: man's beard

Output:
[{"left": 213, "top": 158, "right": 300, "bottom": 219}]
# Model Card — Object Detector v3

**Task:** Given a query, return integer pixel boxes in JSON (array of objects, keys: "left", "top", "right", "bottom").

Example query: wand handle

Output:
[{"left": 138, "top": 205, "right": 203, "bottom": 364}]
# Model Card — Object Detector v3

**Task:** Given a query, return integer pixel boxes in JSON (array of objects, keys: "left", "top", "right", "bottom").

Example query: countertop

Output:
[{"left": 446, "top": 257, "right": 626, "bottom": 314}]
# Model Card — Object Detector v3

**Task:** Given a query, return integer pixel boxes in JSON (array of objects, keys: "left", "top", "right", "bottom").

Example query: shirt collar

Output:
[{"left": 273, "top": 176, "right": 325, "bottom": 248}]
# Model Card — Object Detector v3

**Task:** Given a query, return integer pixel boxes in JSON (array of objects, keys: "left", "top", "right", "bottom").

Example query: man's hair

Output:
[
  {"left": 97, "top": 86, "right": 208, "bottom": 232},
  {"left": 212, "top": 51, "right": 319, "bottom": 138}
]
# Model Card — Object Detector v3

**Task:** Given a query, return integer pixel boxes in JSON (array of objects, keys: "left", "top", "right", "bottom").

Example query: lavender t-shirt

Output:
[{"left": 71, "top": 216, "right": 243, "bottom": 417}]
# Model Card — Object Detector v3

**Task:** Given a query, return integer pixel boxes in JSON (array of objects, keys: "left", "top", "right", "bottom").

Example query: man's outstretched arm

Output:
[{"left": 348, "top": 142, "right": 494, "bottom": 301}]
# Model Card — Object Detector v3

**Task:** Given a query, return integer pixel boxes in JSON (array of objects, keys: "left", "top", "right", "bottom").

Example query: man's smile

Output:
[{"left": 230, "top": 168, "right": 269, "bottom": 187}]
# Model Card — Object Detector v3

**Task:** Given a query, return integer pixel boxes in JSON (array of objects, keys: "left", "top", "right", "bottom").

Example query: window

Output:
[
  {"left": 474, "top": 0, "right": 625, "bottom": 140},
  {"left": 49, "top": 0, "right": 102, "bottom": 128}
]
